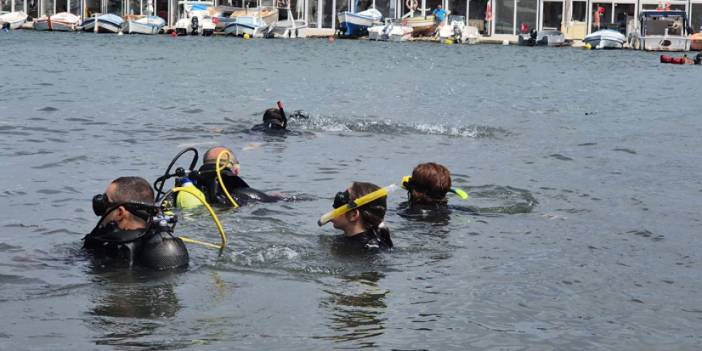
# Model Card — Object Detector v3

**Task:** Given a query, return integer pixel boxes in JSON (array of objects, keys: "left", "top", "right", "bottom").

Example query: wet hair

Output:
[
  {"left": 110, "top": 176, "right": 155, "bottom": 205},
  {"left": 409, "top": 162, "right": 451, "bottom": 206},
  {"left": 349, "top": 182, "right": 386, "bottom": 228},
  {"left": 204, "top": 146, "right": 238, "bottom": 166},
  {"left": 349, "top": 182, "right": 392, "bottom": 248},
  {"left": 263, "top": 108, "right": 286, "bottom": 129}
]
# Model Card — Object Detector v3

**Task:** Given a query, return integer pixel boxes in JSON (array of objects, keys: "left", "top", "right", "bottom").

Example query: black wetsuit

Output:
[
  {"left": 191, "top": 164, "right": 279, "bottom": 206},
  {"left": 83, "top": 222, "right": 189, "bottom": 270},
  {"left": 332, "top": 229, "right": 393, "bottom": 254}
]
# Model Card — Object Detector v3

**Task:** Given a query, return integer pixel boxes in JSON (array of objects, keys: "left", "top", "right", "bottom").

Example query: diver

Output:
[
  {"left": 251, "top": 101, "right": 288, "bottom": 133},
  {"left": 399, "top": 162, "right": 471, "bottom": 220},
  {"left": 185, "top": 146, "right": 282, "bottom": 207},
  {"left": 83, "top": 176, "right": 189, "bottom": 270},
  {"left": 320, "top": 182, "right": 393, "bottom": 253}
]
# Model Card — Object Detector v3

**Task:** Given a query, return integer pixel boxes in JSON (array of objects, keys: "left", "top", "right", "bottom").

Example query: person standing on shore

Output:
[{"left": 593, "top": 5, "right": 603, "bottom": 31}]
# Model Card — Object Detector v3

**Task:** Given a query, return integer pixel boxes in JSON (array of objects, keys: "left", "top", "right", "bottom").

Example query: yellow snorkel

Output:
[
  {"left": 163, "top": 186, "right": 228, "bottom": 250},
  {"left": 318, "top": 184, "right": 399, "bottom": 226},
  {"left": 401, "top": 175, "right": 469, "bottom": 200},
  {"left": 215, "top": 149, "right": 240, "bottom": 209}
]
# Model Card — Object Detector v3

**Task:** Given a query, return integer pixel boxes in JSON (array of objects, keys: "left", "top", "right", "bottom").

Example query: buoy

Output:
[
  {"left": 243, "top": 33, "right": 250, "bottom": 39},
  {"left": 584, "top": 43, "right": 592, "bottom": 50},
  {"left": 671, "top": 57, "right": 685, "bottom": 65},
  {"left": 170, "top": 30, "right": 176, "bottom": 37},
  {"left": 660, "top": 55, "right": 672, "bottom": 63},
  {"left": 443, "top": 39, "right": 453, "bottom": 45}
]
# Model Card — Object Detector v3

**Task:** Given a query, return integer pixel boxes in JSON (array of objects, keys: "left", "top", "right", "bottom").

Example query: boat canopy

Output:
[{"left": 639, "top": 10, "right": 689, "bottom": 36}]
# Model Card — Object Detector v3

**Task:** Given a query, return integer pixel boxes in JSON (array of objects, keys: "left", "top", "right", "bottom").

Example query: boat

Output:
[
  {"left": 583, "top": 29, "right": 625, "bottom": 49},
  {"left": 368, "top": 19, "right": 412, "bottom": 41},
  {"left": 81, "top": 13, "right": 124, "bottom": 33},
  {"left": 266, "top": 0, "right": 306, "bottom": 38},
  {"left": 437, "top": 15, "right": 478, "bottom": 44},
  {"left": 223, "top": 2, "right": 278, "bottom": 37},
  {"left": 628, "top": 11, "right": 691, "bottom": 51},
  {"left": 174, "top": 1, "right": 216, "bottom": 36},
  {"left": 0, "top": 11, "right": 28, "bottom": 30},
  {"left": 337, "top": 8, "right": 382, "bottom": 38},
  {"left": 518, "top": 29, "right": 565, "bottom": 46},
  {"left": 124, "top": 15, "right": 166, "bottom": 34},
  {"left": 34, "top": 12, "right": 81, "bottom": 31},
  {"left": 689, "top": 31, "right": 702, "bottom": 51},
  {"left": 401, "top": 14, "right": 435, "bottom": 37}
]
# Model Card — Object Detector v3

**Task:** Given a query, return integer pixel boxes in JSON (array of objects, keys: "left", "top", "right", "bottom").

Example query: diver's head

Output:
[
  {"left": 407, "top": 162, "right": 451, "bottom": 206},
  {"left": 93, "top": 176, "right": 155, "bottom": 230},
  {"left": 263, "top": 108, "right": 286, "bottom": 130},
  {"left": 330, "top": 182, "right": 387, "bottom": 236},
  {"left": 204, "top": 146, "right": 240, "bottom": 176}
]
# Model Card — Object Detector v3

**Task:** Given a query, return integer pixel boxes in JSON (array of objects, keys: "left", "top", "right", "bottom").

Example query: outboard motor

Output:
[
  {"left": 452, "top": 24, "right": 462, "bottom": 42},
  {"left": 1, "top": 22, "right": 10, "bottom": 31},
  {"left": 191, "top": 16, "right": 199, "bottom": 35},
  {"left": 695, "top": 53, "right": 702, "bottom": 65}
]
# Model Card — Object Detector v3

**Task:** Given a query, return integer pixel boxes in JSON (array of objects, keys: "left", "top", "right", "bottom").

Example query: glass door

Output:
[{"left": 541, "top": 0, "right": 563, "bottom": 30}]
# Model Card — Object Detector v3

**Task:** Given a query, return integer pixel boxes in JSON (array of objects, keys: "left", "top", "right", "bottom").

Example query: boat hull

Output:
[
  {"left": 82, "top": 15, "right": 124, "bottom": 33},
  {"left": 638, "top": 36, "right": 691, "bottom": 51},
  {"left": 584, "top": 30, "right": 624, "bottom": 49},
  {"left": 124, "top": 17, "right": 165, "bottom": 34},
  {"left": 34, "top": 12, "right": 80, "bottom": 31},
  {"left": 402, "top": 16, "right": 435, "bottom": 37},
  {"left": 0, "top": 11, "right": 28, "bottom": 30},
  {"left": 268, "top": 19, "right": 307, "bottom": 38},
  {"left": 224, "top": 22, "right": 266, "bottom": 37},
  {"left": 338, "top": 10, "right": 381, "bottom": 37}
]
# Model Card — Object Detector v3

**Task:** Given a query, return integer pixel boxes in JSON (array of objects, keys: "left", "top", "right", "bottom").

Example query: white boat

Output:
[
  {"left": 266, "top": 0, "right": 306, "bottom": 38},
  {"left": 584, "top": 29, "right": 625, "bottom": 49},
  {"left": 81, "top": 13, "right": 124, "bottom": 33},
  {"left": 437, "top": 15, "right": 478, "bottom": 43},
  {"left": 124, "top": 15, "right": 166, "bottom": 34},
  {"left": 0, "top": 11, "right": 28, "bottom": 30},
  {"left": 337, "top": 8, "right": 382, "bottom": 37},
  {"left": 224, "top": 15, "right": 269, "bottom": 37},
  {"left": 518, "top": 29, "right": 565, "bottom": 46},
  {"left": 34, "top": 12, "right": 81, "bottom": 31},
  {"left": 174, "top": 1, "right": 216, "bottom": 36},
  {"left": 628, "top": 11, "right": 691, "bottom": 51},
  {"left": 368, "top": 19, "right": 412, "bottom": 41}
]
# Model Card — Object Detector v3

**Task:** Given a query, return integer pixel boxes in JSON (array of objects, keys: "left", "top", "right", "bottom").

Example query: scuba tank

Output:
[{"left": 176, "top": 178, "right": 206, "bottom": 209}]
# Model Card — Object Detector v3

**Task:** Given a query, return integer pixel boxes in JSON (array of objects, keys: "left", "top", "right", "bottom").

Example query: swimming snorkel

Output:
[
  {"left": 401, "top": 176, "right": 469, "bottom": 200},
  {"left": 318, "top": 184, "right": 398, "bottom": 226}
]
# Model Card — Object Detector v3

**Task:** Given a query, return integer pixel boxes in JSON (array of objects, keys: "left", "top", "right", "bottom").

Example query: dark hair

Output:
[
  {"left": 110, "top": 176, "right": 155, "bottom": 204},
  {"left": 349, "top": 182, "right": 392, "bottom": 248},
  {"left": 349, "top": 182, "right": 386, "bottom": 229},
  {"left": 263, "top": 108, "right": 286, "bottom": 129},
  {"left": 409, "top": 162, "right": 451, "bottom": 206}
]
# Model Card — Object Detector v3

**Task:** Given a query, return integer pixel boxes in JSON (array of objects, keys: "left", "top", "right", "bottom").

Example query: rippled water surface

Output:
[{"left": 1, "top": 31, "right": 701, "bottom": 350}]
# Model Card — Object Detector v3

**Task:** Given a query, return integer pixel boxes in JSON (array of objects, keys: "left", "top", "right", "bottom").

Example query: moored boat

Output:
[
  {"left": 34, "top": 12, "right": 81, "bottom": 31},
  {"left": 401, "top": 14, "right": 435, "bottom": 37},
  {"left": 583, "top": 29, "right": 625, "bottom": 49},
  {"left": 518, "top": 29, "right": 565, "bottom": 46},
  {"left": 368, "top": 19, "right": 412, "bottom": 41},
  {"left": 174, "top": 1, "right": 216, "bottom": 36},
  {"left": 628, "top": 11, "right": 691, "bottom": 51},
  {"left": 267, "top": 0, "right": 306, "bottom": 38},
  {"left": 0, "top": 11, "right": 28, "bottom": 30},
  {"left": 437, "top": 15, "right": 478, "bottom": 44},
  {"left": 82, "top": 13, "right": 124, "bottom": 33},
  {"left": 223, "top": 14, "right": 269, "bottom": 37},
  {"left": 338, "top": 8, "right": 382, "bottom": 38},
  {"left": 124, "top": 15, "right": 166, "bottom": 34}
]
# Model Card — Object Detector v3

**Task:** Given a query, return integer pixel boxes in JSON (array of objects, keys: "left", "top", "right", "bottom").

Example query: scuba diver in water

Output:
[
  {"left": 184, "top": 146, "right": 282, "bottom": 207},
  {"left": 320, "top": 182, "right": 393, "bottom": 253},
  {"left": 83, "top": 176, "right": 189, "bottom": 270}
]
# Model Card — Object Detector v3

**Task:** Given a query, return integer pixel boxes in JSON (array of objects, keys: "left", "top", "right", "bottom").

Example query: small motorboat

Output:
[
  {"left": 0, "top": 11, "right": 28, "bottom": 30},
  {"left": 402, "top": 14, "right": 435, "bottom": 37},
  {"left": 124, "top": 15, "right": 166, "bottom": 34},
  {"left": 437, "top": 15, "right": 478, "bottom": 44},
  {"left": 223, "top": 12, "right": 270, "bottom": 37},
  {"left": 583, "top": 29, "right": 625, "bottom": 49},
  {"left": 175, "top": 1, "right": 216, "bottom": 36},
  {"left": 690, "top": 32, "right": 702, "bottom": 51},
  {"left": 518, "top": 29, "right": 565, "bottom": 46},
  {"left": 34, "top": 12, "right": 81, "bottom": 31},
  {"left": 368, "top": 19, "right": 412, "bottom": 41},
  {"left": 337, "top": 8, "right": 382, "bottom": 38},
  {"left": 628, "top": 11, "right": 691, "bottom": 51},
  {"left": 267, "top": 0, "right": 306, "bottom": 39},
  {"left": 82, "top": 13, "right": 124, "bottom": 33}
]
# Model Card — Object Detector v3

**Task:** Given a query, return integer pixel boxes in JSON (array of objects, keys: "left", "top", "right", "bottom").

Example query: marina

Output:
[{"left": 1, "top": 0, "right": 702, "bottom": 52}]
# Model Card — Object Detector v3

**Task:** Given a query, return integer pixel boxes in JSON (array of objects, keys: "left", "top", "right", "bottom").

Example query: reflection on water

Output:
[{"left": 320, "top": 272, "right": 388, "bottom": 347}]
